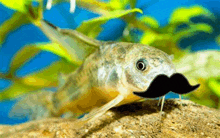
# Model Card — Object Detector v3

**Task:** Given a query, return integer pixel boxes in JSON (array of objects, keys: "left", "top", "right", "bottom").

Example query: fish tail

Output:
[{"left": 9, "top": 90, "right": 59, "bottom": 120}]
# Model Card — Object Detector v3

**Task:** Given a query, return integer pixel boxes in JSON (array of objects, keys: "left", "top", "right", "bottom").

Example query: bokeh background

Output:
[{"left": 0, "top": 0, "right": 220, "bottom": 125}]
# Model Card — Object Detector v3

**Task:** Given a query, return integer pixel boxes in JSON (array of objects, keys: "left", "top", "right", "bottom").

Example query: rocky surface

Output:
[{"left": 0, "top": 99, "right": 220, "bottom": 138}]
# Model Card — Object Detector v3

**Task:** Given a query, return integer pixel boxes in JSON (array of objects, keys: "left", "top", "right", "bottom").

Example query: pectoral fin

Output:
[
  {"left": 58, "top": 73, "right": 68, "bottom": 90},
  {"left": 73, "top": 94, "right": 125, "bottom": 128}
]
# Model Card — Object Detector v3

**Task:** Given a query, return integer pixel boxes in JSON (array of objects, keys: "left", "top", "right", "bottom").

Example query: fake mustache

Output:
[{"left": 133, "top": 73, "right": 200, "bottom": 98}]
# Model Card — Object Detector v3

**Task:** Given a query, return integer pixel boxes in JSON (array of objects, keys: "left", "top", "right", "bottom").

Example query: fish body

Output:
[
  {"left": 52, "top": 41, "right": 176, "bottom": 118},
  {"left": 10, "top": 21, "right": 176, "bottom": 125}
]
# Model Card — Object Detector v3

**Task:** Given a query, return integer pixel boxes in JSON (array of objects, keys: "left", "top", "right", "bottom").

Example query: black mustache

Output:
[{"left": 133, "top": 73, "right": 200, "bottom": 98}]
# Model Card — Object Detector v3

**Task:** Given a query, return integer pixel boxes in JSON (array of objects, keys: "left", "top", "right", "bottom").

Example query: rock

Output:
[{"left": 0, "top": 99, "right": 220, "bottom": 138}]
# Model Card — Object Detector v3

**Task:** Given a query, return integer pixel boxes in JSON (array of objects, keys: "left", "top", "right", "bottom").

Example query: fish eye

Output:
[{"left": 136, "top": 59, "right": 147, "bottom": 71}]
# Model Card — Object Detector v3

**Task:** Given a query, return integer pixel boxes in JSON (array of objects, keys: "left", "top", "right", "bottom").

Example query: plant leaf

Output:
[
  {"left": 173, "top": 23, "right": 213, "bottom": 42},
  {"left": 140, "top": 31, "right": 186, "bottom": 56},
  {"left": 129, "top": 0, "right": 136, "bottom": 9},
  {"left": 9, "top": 45, "right": 41, "bottom": 75},
  {"left": 174, "top": 51, "right": 220, "bottom": 79},
  {"left": 187, "top": 78, "right": 218, "bottom": 108},
  {"left": 169, "top": 5, "right": 214, "bottom": 24},
  {"left": 36, "top": 43, "right": 74, "bottom": 62},
  {"left": 216, "top": 34, "right": 220, "bottom": 45},
  {"left": 140, "top": 31, "right": 159, "bottom": 45},
  {"left": 75, "top": 0, "right": 112, "bottom": 15},
  {"left": 0, "top": 0, "right": 32, "bottom": 13},
  {"left": 20, "top": 59, "right": 77, "bottom": 87},
  {"left": 77, "top": 8, "right": 143, "bottom": 37},
  {"left": 109, "top": 0, "right": 129, "bottom": 10},
  {"left": 10, "top": 42, "right": 78, "bottom": 75},
  {"left": 0, "top": 12, "right": 30, "bottom": 45},
  {"left": 0, "top": 80, "right": 41, "bottom": 101},
  {"left": 208, "top": 78, "right": 220, "bottom": 97},
  {"left": 139, "top": 16, "right": 159, "bottom": 28},
  {"left": 0, "top": 59, "right": 77, "bottom": 101}
]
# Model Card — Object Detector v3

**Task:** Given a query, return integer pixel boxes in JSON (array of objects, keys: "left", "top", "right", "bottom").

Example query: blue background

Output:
[{"left": 0, "top": 0, "right": 220, "bottom": 125}]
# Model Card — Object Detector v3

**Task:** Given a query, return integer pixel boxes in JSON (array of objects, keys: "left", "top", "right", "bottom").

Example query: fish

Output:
[{"left": 9, "top": 20, "right": 198, "bottom": 128}]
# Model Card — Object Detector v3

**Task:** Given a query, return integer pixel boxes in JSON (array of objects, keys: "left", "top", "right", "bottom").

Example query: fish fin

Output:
[
  {"left": 61, "top": 111, "right": 82, "bottom": 119},
  {"left": 73, "top": 94, "right": 125, "bottom": 128},
  {"left": 9, "top": 90, "right": 58, "bottom": 120},
  {"left": 58, "top": 73, "right": 68, "bottom": 90},
  {"left": 39, "top": 20, "right": 100, "bottom": 64}
]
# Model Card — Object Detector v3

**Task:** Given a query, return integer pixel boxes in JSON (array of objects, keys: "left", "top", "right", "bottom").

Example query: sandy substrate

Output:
[{"left": 0, "top": 99, "right": 220, "bottom": 138}]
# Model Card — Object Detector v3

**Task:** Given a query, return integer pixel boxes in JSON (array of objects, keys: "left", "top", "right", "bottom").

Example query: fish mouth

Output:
[{"left": 133, "top": 73, "right": 200, "bottom": 98}]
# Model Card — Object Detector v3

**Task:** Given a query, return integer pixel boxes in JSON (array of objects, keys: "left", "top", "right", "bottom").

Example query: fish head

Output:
[{"left": 120, "top": 43, "right": 176, "bottom": 93}]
